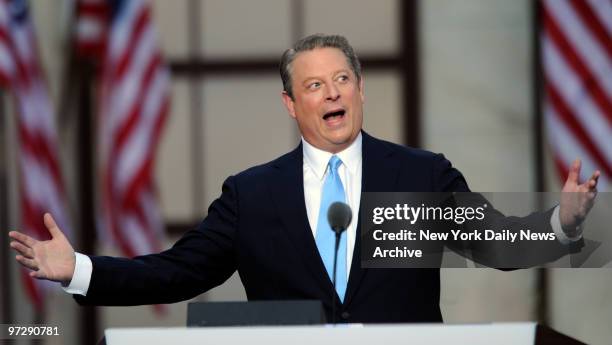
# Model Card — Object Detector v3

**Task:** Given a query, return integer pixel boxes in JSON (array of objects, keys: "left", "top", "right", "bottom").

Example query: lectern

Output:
[{"left": 104, "top": 323, "right": 585, "bottom": 345}]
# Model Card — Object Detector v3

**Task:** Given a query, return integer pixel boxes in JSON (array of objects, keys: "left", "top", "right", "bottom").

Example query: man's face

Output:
[{"left": 282, "top": 47, "right": 364, "bottom": 153}]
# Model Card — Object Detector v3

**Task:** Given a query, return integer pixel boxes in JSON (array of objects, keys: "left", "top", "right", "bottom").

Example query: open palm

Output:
[
  {"left": 9, "top": 213, "right": 76, "bottom": 284},
  {"left": 559, "top": 159, "right": 600, "bottom": 235}
]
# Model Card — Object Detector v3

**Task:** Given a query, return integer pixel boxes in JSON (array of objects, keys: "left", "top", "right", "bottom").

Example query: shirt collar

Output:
[{"left": 302, "top": 132, "right": 362, "bottom": 180}]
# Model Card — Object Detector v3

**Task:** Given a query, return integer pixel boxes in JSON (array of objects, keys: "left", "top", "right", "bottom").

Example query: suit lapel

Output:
[
  {"left": 344, "top": 132, "right": 401, "bottom": 307},
  {"left": 268, "top": 144, "right": 334, "bottom": 295}
]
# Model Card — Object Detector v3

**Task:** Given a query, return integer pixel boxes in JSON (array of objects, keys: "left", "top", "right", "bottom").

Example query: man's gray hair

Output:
[{"left": 280, "top": 34, "right": 362, "bottom": 100}]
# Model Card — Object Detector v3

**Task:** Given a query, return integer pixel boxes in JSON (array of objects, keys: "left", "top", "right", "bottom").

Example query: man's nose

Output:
[{"left": 325, "top": 83, "right": 340, "bottom": 101}]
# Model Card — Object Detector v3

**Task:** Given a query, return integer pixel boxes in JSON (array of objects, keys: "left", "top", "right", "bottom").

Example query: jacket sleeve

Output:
[
  {"left": 430, "top": 154, "right": 580, "bottom": 268},
  {"left": 74, "top": 176, "right": 239, "bottom": 306},
  {"left": 431, "top": 153, "right": 470, "bottom": 193}
]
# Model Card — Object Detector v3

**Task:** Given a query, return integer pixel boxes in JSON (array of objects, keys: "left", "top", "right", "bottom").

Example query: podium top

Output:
[{"left": 104, "top": 322, "right": 582, "bottom": 345}]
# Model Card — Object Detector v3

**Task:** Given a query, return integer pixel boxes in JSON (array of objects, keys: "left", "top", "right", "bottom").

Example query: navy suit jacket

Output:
[{"left": 75, "top": 132, "right": 536, "bottom": 323}]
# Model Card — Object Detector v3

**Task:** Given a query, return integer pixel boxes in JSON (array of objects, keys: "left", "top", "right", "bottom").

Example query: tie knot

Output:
[{"left": 328, "top": 155, "right": 342, "bottom": 173}]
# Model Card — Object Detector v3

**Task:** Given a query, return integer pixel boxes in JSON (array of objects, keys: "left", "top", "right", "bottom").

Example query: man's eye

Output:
[
  {"left": 337, "top": 75, "right": 349, "bottom": 82},
  {"left": 308, "top": 82, "right": 321, "bottom": 90}
]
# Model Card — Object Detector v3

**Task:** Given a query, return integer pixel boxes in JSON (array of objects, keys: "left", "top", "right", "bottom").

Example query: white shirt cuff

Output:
[
  {"left": 61, "top": 252, "right": 92, "bottom": 296},
  {"left": 551, "top": 205, "right": 582, "bottom": 245}
]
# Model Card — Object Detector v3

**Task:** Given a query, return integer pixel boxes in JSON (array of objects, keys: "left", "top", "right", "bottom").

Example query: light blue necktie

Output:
[{"left": 315, "top": 155, "right": 348, "bottom": 302}]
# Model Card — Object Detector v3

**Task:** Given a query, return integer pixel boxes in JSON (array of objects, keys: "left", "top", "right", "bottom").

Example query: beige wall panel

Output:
[
  {"left": 101, "top": 303, "right": 187, "bottom": 328},
  {"left": 201, "top": 75, "right": 296, "bottom": 209},
  {"left": 543, "top": 130, "right": 563, "bottom": 192},
  {"left": 441, "top": 269, "right": 536, "bottom": 322},
  {"left": 152, "top": 0, "right": 190, "bottom": 58},
  {"left": 424, "top": 0, "right": 530, "bottom": 28},
  {"left": 202, "top": 271, "right": 247, "bottom": 302},
  {"left": 303, "top": 0, "right": 398, "bottom": 55},
  {"left": 361, "top": 71, "right": 402, "bottom": 144},
  {"left": 549, "top": 270, "right": 612, "bottom": 345},
  {"left": 200, "top": 0, "right": 292, "bottom": 58},
  {"left": 421, "top": 0, "right": 536, "bottom": 323},
  {"left": 30, "top": 1, "right": 65, "bottom": 104},
  {"left": 45, "top": 292, "right": 80, "bottom": 345},
  {"left": 422, "top": 0, "right": 533, "bottom": 192},
  {"left": 157, "top": 80, "right": 195, "bottom": 221}
]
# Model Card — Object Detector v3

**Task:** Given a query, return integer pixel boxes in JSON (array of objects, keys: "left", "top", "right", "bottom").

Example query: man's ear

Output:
[
  {"left": 281, "top": 91, "right": 297, "bottom": 119},
  {"left": 359, "top": 77, "right": 365, "bottom": 104}
]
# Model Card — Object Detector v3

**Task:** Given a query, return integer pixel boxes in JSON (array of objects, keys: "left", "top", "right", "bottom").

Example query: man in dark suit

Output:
[{"left": 8, "top": 34, "right": 599, "bottom": 323}]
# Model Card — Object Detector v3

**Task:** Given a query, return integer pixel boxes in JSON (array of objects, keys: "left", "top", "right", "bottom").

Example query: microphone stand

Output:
[
  {"left": 331, "top": 227, "right": 342, "bottom": 325},
  {"left": 327, "top": 201, "right": 351, "bottom": 325}
]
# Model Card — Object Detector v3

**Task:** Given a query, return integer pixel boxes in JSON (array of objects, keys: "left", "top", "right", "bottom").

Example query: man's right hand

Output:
[{"left": 8, "top": 213, "right": 76, "bottom": 284}]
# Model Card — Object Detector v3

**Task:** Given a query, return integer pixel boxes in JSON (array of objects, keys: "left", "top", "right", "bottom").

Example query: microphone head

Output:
[{"left": 327, "top": 202, "right": 352, "bottom": 234}]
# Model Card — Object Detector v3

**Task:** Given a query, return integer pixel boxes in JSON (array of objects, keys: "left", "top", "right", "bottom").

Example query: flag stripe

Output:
[
  {"left": 113, "top": 53, "right": 161, "bottom": 169},
  {"left": 546, "top": 106, "right": 609, "bottom": 190},
  {"left": 568, "top": 0, "right": 612, "bottom": 60},
  {"left": 122, "top": 91, "right": 168, "bottom": 220},
  {"left": 114, "top": 69, "right": 168, "bottom": 253},
  {"left": 542, "top": 37, "right": 612, "bottom": 163},
  {"left": 585, "top": 0, "right": 612, "bottom": 36},
  {"left": 75, "top": 0, "right": 108, "bottom": 57},
  {"left": 545, "top": 81, "right": 612, "bottom": 177},
  {"left": 18, "top": 123, "right": 64, "bottom": 190},
  {"left": 106, "top": 25, "right": 155, "bottom": 141},
  {"left": 544, "top": 0, "right": 612, "bottom": 100},
  {"left": 115, "top": 55, "right": 164, "bottom": 191},
  {"left": 107, "top": 0, "right": 144, "bottom": 66},
  {"left": 104, "top": 174, "right": 137, "bottom": 257},
  {"left": 111, "top": 6, "right": 150, "bottom": 82},
  {"left": 541, "top": 0, "right": 612, "bottom": 191},
  {"left": 543, "top": 5, "right": 612, "bottom": 124}
]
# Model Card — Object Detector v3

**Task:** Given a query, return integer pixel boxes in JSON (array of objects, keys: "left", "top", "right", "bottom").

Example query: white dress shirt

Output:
[
  {"left": 302, "top": 133, "right": 362, "bottom": 274},
  {"left": 63, "top": 132, "right": 578, "bottom": 296}
]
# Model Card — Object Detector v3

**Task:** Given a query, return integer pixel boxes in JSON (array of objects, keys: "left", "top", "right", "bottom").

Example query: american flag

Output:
[
  {"left": 0, "top": 0, "right": 72, "bottom": 310},
  {"left": 75, "top": 0, "right": 169, "bottom": 258},
  {"left": 74, "top": 0, "right": 108, "bottom": 58},
  {"left": 541, "top": 0, "right": 611, "bottom": 190}
]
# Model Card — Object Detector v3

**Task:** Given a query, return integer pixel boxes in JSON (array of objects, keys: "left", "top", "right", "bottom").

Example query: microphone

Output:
[
  {"left": 327, "top": 201, "right": 352, "bottom": 324},
  {"left": 328, "top": 202, "right": 352, "bottom": 235}
]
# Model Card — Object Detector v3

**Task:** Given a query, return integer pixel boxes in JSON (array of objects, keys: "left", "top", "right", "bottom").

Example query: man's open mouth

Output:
[{"left": 323, "top": 109, "right": 346, "bottom": 120}]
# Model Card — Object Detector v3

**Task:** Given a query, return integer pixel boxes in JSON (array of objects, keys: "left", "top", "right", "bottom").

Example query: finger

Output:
[
  {"left": 30, "top": 270, "right": 48, "bottom": 280},
  {"left": 566, "top": 159, "right": 581, "bottom": 184},
  {"left": 583, "top": 170, "right": 600, "bottom": 190},
  {"left": 8, "top": 231, "right": 36, "bottom": 247},
  {"left": 590, "top": 170, "right": 600, "bottom": 184},
  {"left": 43, "top": 213, "right": 62, "bottom": 238},
  {"left": 15, "top": 255, "right": 38, "bottom": 271},
  {"left": 9, "top": 241, "right": 34, "bottom": 259}
]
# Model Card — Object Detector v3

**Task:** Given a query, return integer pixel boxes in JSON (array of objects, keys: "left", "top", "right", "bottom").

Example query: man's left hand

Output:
[{"left": 559, "top": 159, "right": 600, "bottom": 236}]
